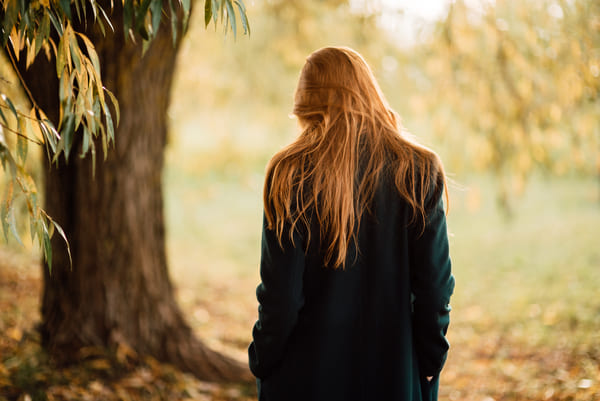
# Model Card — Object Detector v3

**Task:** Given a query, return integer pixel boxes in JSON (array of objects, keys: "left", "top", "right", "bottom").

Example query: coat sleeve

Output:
[
  {"left": 248, "top": 214, "right": 306, "bottom": 379},
  {"left": 409, "top": 188, "right": 455, "bottom": 378}
]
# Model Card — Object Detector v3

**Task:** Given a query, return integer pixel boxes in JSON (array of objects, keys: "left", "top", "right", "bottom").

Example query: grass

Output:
[
  {"left": 441, "top": 175, "right": 600, "bottom": 400},
  {"left": 446, "top": 175, "right": 600, "bottom": 333}
]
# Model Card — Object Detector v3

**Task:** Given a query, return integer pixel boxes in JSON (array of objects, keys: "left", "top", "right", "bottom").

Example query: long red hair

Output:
[{"left": 264, "top": 47, "right": 447, "bottom": 268}]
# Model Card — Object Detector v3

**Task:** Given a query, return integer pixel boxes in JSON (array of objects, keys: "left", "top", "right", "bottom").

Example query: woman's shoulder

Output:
[
  {"left": 384, "top": 138, "right": 442, "bottom": 177},
  {"left": 382, "top": 138, "right": 445, "bottom": 210}
]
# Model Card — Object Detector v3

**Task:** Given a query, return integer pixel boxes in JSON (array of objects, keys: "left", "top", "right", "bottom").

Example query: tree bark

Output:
[{"left": 14, "top": 3, "right": 251, "bottom": 382}]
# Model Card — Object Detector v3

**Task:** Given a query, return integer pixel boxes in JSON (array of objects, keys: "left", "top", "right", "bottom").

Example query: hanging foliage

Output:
[{"left": 0, "top": 0, "right": 249, "bottom": 268}]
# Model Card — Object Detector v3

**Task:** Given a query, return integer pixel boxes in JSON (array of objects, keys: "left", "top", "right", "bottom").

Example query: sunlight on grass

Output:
[{"left": 446, "top": 175, "right": 600, "bottom": 339}]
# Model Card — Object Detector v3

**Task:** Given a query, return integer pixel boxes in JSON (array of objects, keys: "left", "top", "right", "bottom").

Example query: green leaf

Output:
[
  {"left": 89, "top": 97, "right": 101, "bottom": 135},
  {"left": 58, "top": 70, "right": 69, "bottom": 102},
  {"left": 168, "top": 0, "right": 178, "bottom": 45},
  {"left": 63, "top": 26, "right": 74, "bottom": 72},
  {"left": 1, "top": 94, "right": 18, "bottom": 121},
  {"left": 42, "top": 223, "right": 52, "bottom": 273},
  {"left": 138, "top": 23, "right": 150, "bottom": 41},
  {"left": 0, "top": 102, "right": 7, "bottom": 126},
  {"left": 61, "top": 113, "right": 76, "bottom": 162},
  {"left": 59, "top": 0, "right": 72, "bottom": 20},
  {"left": 41, "top": 11, "right": 51, "bottom": 37},
  {"left": 104, "top": 102, "right": 114, "bottom": 145},
  {"left": 16, "top": 127, "right": 28, "bottom": 164},
  {"left": 39, "top": 120, "right": 55, "bottom": 158},
  {"left": 81, "top": 125, "right": 90, "bottom": 156},
  {"left": 142, "top": 38, "right": 152, "bottom": 54},
  {"left": 73, "top": 0, "right": 82, "bottom": 23},
  {"left": 123, "top": 0, "right": 133, "bottom": 39},
  {"left": 135, "top": 0, "right": 153, "bottom": 39},
  {"left": 204, "top": 0, "right": 213, "bottom": 27},
  {"left": 0, "top": 125, "right": 6, "bottom": 147},
  {"left": 70, "top": 40, "right": 82, "bottom": 73},
  {"left": 181, "top": 0, "right": 191, "bottom": 31},
  {"left": 96, "top": 15, "right": 107, "bottom": 36},
  {"left": 86, "top": 61, "right": 105, "bottom": 107},
  {"left": 182, "top": 0, "right": 191, "bottom": 18},
  {"left": 235, "top": 1, "right": 250, "bottom": 35},
  {"left": 35, "top": 13, "right": 51, "bottom": 56},
  {"left": 47, "top": 10, "right": 64, "bottom": 35},
  {"left": 1, "top": 144, "right": 17, "bottom": 178},
  {"left": 78, "top": 33, "right": 101, "bottom": 74},
  {"left": 42, "top": 119, "right": 58, "bottom": 154},
  {"left": 1, "top": 182, "right": 14, "bottom": 241},
  {"left": 30, "top": 212, "right": 37, "bottom": 242},
  {"left": 83, "top": 0, "right": 90, "bottom": 22},
  {"left": 98, "top": 5, "right": 114, "bottom": 33},
  {"left": 225, "top": 0, "right": 236, "bottom": 38},
  {"left": 75, "top": 91, "right": 85, "bottom": 129},
  {"left": 26, "top": 39, "right": 37, "bottom": 69},
  {"left": 150, "top": 0, "right": 162, "bottom": 37},
  {"left": 28, "top": 191, "right": 39, "bottom": 218},
  {"left": 47, "top": 217, "right": 55, "bottom": 239},
  {"left": 92, "top": 95, "right": 102, "bottom": 125},
  {"left": 8, "top": 206, "right": 23, "bottom": 246},
  {"left": 56, "top": 36, "right": 67, "bottom": 77},
  {"left": 101, "top": 129, "right": 108, "bottom": 158},
  {"left": 26, "top": 109, "right": 41, "bottom": 146},
  {"left": 0, "top": 151, "right": 6, "bottom": 174},
  {"left": 104, "top": 88, "right": 119, "bottom": 126},
  {"left": 89, "top": 136, "right": 96, "bottom": 177},
  {"left": 87, "top": 0, "right": 97, "bottom": 21},
  {"left": 22, "top": 8, "right": 32, "bottom": 35},
  {"left": 212, "top": 0, "right": 220, "bottom": 25},
  {"left": 1, "top": 1, "right": 19, "bottom": 45},
  {"left": 52, "top": 219, "right": 72, "bottom": 268},
  {"left": 80, "top": 124, "right": 93, "bottom": 158}
]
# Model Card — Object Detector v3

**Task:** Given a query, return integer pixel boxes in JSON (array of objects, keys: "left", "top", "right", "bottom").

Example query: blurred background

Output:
[
  {"left": 164, "top": 0, "right": 600, "bottom": 399},
  {"left": 1, "top": 0, "right": 599, "bottom": 399}
]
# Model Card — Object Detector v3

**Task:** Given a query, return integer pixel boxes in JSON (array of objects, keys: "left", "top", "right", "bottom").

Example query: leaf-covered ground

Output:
[
  {"left": 1, "top": 246, "right": 598, "bottom": 401},
  {"left": 0, "top": 249, "right": 257, "bottom": 401},
  {"left": 2, "top": 172, "right": 600, "bottom": 401}
]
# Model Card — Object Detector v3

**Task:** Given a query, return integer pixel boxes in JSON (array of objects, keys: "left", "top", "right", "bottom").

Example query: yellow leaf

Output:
[
  {"left": 88, "top": 358, "right": 112, "bottom": 370},
  {"left": 6, "top": 327, "right": 22, "bottom": 341},
  {"left": 89, "top": 380, "right": 105, "bottom": 392},
  {"left": 28, "top": 108, "right": 43, "bottom": 143},
  {"left": 0, "top": 361, "right": 9, "bottom": 375},
  {"left": 116, "top": 341, "right": 137, "bottom": 363},
  {"left": 9, "top": 27, "right": 24, "bottom": 55},
  {"left": 78, "top": 346, "right": 104, "bottom": 358},
  {"left": 120, "top": 376, "right": 146, "bottom": 388},
  {"left": 549, "top": 103, "right": 562, "bottom": 123}
]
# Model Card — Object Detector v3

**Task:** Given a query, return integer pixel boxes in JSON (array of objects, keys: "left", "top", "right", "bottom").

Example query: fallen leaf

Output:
[
  {"left": 6, "top": 327, "right": 22, "bottom": 341},
  {"left": 88, "top": 358, "right": 112, "bottom": 371}
]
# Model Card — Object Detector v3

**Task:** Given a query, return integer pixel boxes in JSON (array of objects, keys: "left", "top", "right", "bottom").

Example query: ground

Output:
[
  {"left": 1, "top": 175, "right": 599, "bottom": 400},
  {"left": 0, "top": 248, "right": 257, "bottom": 401}
]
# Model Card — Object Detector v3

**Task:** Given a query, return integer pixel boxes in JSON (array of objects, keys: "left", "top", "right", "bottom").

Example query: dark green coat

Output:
[{"left": 248, "top": 172, "right": 454, "bottom": 401}]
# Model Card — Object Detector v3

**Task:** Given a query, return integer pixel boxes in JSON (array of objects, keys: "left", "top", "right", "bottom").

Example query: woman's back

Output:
[{"left": 248, "top": 47, "right": 454, "bottom": 401}]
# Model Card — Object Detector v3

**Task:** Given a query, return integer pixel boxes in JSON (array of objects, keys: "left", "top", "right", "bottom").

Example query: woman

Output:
[{"left": 248, "top": 47, "right": 454, "bottom": 401}]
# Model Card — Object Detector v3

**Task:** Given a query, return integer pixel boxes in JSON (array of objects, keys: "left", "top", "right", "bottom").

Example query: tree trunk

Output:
[{"left": 14, "top": 3, "right": 250, "bottom": 382}]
